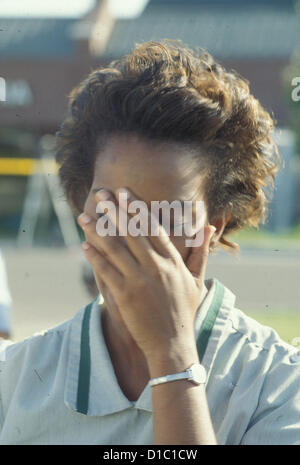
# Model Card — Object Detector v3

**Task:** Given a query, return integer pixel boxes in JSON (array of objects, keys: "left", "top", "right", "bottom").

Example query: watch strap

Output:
[
  {"left": 149, "top": 363, "right": 207, "bottom": 387},
  {"left": 149, "top": 370, "right": 190, "bottom": 386}
]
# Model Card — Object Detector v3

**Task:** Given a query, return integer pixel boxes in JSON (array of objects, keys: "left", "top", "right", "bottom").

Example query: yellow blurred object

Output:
[{"left": 0, "top": 157, "right": 59, "bottom": 176}]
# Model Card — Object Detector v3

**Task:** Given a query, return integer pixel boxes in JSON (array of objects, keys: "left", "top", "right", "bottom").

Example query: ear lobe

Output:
[
  {"left": 184, "top": 225, "right": 215, "bottom": 279},
  {"left": 208, "top": 226, "right": 217, "bottom": 251}
]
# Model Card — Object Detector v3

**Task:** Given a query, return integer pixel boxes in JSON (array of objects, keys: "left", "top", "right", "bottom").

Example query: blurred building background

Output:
[
  {"left": 0, "top": 0, "right": 300, "bottom": 243},
  {"left": 0, "top": 0, "right": 299, "bottom": 341}
]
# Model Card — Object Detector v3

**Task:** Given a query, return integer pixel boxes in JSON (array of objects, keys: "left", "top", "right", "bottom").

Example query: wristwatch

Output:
[{"left": 149, "top": 363, "right": 207, "bottom": 387}]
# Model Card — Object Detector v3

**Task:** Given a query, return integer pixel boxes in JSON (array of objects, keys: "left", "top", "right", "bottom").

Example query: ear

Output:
[
  {"left": 184, "top": 225, "right": 216, "bottom": 280},
  {"left": 209, "top": 210, "right": 231, "bottom": 250}
]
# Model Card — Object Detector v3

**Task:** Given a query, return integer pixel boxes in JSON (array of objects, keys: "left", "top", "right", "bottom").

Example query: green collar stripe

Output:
[
  {"left": 76, "top": 299, "right": 94, "bottom": 415},
  {"left": 196, "top": 279, "right": 225, "bottom": 363},
  {"left": 76, "top": 280, "right": 224, "bottom": 413}
]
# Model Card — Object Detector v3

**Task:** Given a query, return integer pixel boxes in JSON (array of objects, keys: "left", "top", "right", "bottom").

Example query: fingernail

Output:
[
  {"left": 117, "top": 188, "right": 130, "bottom": 199},
  {"left": 79, "top": 213, "right": 92, "bottom": 224},
  {"left": 95, "top": 189, "right": 110, "bottom": 201}
]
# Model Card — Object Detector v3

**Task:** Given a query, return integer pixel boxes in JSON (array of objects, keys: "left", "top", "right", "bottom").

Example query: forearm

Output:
[{"left": 148, "top": 345, "right": 218, "bottom": 445}]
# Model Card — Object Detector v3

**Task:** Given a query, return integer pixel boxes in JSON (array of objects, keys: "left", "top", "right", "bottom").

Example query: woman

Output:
[{"left": 0, "top": 40, "right": 299, "bottom": 445}]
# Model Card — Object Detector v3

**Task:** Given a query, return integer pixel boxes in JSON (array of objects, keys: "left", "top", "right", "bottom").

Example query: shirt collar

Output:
[{"left": 64, "top": 277, "right": 236, "bottom": 416}]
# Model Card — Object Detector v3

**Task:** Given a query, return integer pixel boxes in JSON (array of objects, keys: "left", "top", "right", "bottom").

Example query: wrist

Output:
[{"left": 147, "top": 343, "right": 200, "bottom": 379}]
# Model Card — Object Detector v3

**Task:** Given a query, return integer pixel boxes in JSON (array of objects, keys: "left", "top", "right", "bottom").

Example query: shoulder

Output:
[
  {"left": 226, "top": 309, "right": 300, "bottom": 445},
  {"left": 0, "top": 305, "right": 88, "bottom": 425},
  {"left": 227, "top": 306, "right": 299, "bottom": 360},
  {"left": 217, "top": 305, "right": 300, "bottom": 392},
  {"left": 212, "top": 303, "right": 300, "bottom": 444},
  {"left": 0, "top": 305, "right": 86, "bottom": 369}
]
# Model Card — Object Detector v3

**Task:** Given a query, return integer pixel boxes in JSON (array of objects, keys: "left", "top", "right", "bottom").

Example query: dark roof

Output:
[
  {"left": 0, "top": 18, "right": 77, "bottom": 59},
  {"left": 102, "top": 1, "right": 299, "bottom": 60},
  {"left": 150, "top": 0, "right": 296, "bottom": 6}
]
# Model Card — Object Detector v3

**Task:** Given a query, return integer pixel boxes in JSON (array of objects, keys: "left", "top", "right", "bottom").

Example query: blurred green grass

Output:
[
  {"left": 228, "top": 222, "right": 300, "bottom": 250},
  {"left": 244, "top": 311, "right": 300, "bottom": 346},
  {"left": 229, "top": 224, "right": 300, "bottom": 346}
]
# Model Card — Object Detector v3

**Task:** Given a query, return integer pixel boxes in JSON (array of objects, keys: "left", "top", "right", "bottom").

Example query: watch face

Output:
[{"left": 191, "top": 364, "right": 207, "bottom": 384}]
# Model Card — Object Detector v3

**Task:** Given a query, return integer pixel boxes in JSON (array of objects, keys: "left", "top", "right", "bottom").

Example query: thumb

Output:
[{"left": 185, "top": 225, "right": 216, "bottom": 281}]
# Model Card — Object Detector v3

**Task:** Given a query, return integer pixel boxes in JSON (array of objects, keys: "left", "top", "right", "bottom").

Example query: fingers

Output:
[
  {"left": 185, "top": 225, "right": 216, "bottom": 283},
  {"left": 81, "top": 242, "right": 124, "bottom": 297},
  {"left": 96, "top": 189, "right": 159, "bottom": 268},
  {"left": 115, "top": 188, "right": 181, "bottom": 263},
  {"left": 77, "top": 210, "right": 139, "bottom": 278}
]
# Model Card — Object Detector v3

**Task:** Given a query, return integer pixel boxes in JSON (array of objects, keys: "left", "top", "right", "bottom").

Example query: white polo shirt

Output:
[{"left": 0, "top": 277, "right": 300, "bottom": 445}]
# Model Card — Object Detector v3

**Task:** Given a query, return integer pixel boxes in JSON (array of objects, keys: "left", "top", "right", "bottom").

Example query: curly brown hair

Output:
[{"left": 55, "top": 39, "right": 281, "bottom": 253}]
